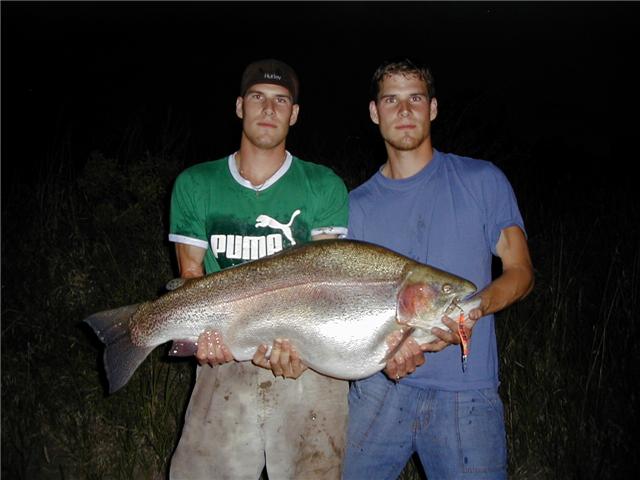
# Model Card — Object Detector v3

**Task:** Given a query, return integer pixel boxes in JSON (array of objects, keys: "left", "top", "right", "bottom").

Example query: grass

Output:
[
  {"left": 2, "top": 151, "right": 193, "bottom": 479},
  {"left": 2, "top": 132, "right": 638, "bottom": 478},
  {"left": 496, "top": 172, "right": 639, "bottom": 478}
]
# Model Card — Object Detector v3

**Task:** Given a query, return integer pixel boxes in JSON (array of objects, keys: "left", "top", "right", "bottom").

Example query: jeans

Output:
[{"left": 343, "top": 373, "right": 507, "bottom": 480}]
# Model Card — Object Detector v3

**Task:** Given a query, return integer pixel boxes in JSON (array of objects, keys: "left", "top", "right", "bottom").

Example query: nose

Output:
[
  {"left": 398, "top": 100, "right": 410, "bottom": 117},
  {"left": 263, "top": 98, "right": 276, "bottom": 116}
]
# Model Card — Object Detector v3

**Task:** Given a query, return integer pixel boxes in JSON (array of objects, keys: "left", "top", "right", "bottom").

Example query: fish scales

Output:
[
  {"left": 85, "top": 239, "right": 478, "bottom": 393},
  {"left": 131, "top": 241, "right": 408, "bottom": 346}
]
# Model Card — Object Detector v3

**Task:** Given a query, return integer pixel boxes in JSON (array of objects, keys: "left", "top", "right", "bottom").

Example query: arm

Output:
[
  {"left": 386, "top": 226, "right": 534, "bottom": 379},
  {"left": 470, "top": 225, "right": 534, "bottom": 318},
  {"left": 252, "top": 233, "right": 342, "bottom": 378},
  {"left": 175, "top": 243, "right": 206, "bottom": 279},
  {"left": 175, "top": 243, "right": 235, "bottom": 366},
  {"left": 426, "top": 225, "right": 534, "bottom": 347}
]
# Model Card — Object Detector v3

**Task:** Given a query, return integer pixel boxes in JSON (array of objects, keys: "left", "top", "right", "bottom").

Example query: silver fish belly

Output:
[{"left": 85, "top": 239, "right": 477, "bottom": 393}]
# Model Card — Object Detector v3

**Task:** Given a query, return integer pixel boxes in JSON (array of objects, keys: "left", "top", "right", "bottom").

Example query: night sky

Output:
[{"left": 3, "top": 1, "right": 638, "bottom": 186}]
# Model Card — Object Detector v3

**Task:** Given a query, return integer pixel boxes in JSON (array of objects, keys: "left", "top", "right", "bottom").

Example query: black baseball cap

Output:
[{"left": 240, "top": 59, "right": 299, "bottom": 103}]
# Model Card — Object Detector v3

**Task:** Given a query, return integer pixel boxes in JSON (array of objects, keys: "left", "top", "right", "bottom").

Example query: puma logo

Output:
[{"left": 255, "top": 209, "right": 301, "bottom": 245}]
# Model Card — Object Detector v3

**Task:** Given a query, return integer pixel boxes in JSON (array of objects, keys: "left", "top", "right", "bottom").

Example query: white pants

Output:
[{"left": 170, "top": 362, "right": 348, "bottom": 480}]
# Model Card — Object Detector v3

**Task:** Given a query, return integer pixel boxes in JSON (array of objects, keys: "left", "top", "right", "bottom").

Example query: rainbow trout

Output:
[{"left": 84, "top": 239, "right": 478, "bottom": 393}]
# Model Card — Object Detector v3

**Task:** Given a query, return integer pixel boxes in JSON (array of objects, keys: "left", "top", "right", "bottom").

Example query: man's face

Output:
[
  {"left": 369, "top": 73, "right": 438, "bottom": 152},
  {"left": 236, "top": 83, "right": 299, "bottom": 150}
]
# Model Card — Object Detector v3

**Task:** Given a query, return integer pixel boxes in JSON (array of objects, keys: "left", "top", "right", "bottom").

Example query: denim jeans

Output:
[{"left": 343, "top": 373, "right": 507, "bottom": 480}]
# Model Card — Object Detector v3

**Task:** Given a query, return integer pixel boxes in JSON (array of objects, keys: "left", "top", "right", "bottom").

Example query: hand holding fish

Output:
[
  {"left": 420, "top": 316, "right": 466, "bottom": 352},
  {"left": 84, "top": 240, "right": 479, "bottom": 393},
  {"left": 383, "top": 331, "right": 425, "bottom": 381},
  {"left": 385, "top": 294, "right": 485, "bottom": 380},
  {"left": 464, "top": 304, "right": 484, "bottom": 322},
  {"left": 196, "top": 330, "right": 234, "bottom": 366},
  {"left": 252, "top": 339, "right": 308, "bottom": 379},
  {"left": 420, "top": 295, "right": 484, "bottom": 350}
]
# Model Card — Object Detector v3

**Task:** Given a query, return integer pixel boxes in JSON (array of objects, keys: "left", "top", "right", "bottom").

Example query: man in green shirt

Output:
[{"left": 169, "top": 59, "right": 349, "bottom": 479}]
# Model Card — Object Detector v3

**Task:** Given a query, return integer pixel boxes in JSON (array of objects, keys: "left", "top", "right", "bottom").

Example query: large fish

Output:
[{"left": 84, "top": 239, "right": 478, "bottom": 393}]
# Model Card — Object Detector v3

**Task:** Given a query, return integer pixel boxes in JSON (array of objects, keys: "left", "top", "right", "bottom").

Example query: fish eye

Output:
[{"left": 442, "top": 284, "right": 452, "bottom": 294}]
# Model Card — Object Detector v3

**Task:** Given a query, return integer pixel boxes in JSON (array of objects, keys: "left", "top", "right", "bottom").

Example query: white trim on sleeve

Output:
[
  {"left": 311, "top": 226, "right": 349, "bottom": 238},
  {"left": 168, "top": 234, "right": 209, "bottom": 250}
]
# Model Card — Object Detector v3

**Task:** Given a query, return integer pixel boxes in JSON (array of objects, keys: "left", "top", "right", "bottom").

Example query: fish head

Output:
[{"left": 396, "top": 265, "right": 477, "bottom": 331}]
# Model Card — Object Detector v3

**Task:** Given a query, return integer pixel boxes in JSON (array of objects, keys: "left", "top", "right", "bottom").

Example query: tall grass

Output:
[
  {"left": 2, "top": 151, "right": 192, "bottom": 479},
  {"left": 499, "top": 209, "right": 639, "bottom": 478},
  {"left": 2, "top": 130, "right": 638, "bottom": 478}
]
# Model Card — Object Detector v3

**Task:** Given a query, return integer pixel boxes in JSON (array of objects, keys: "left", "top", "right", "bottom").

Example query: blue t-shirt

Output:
[{"left": 348, "top": 149, "right": 525, "bottom": 390}]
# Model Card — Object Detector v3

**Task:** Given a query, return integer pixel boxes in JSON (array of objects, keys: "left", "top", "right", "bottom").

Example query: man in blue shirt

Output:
[{"left": 343, "top": 58, "right": 534, "bottom": 479}]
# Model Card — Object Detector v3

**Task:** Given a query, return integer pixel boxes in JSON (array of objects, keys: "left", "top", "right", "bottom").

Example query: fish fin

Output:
[
  {"left": 84, "top": 304, "right": 153, "bottom": 394},
  {"left": 382, "top": 326, "right": 416, "bottom": 363},
  {"left": 165, "top": 278, "right": 186, "bottom": 291},
  {"left": 169, "top": 339, "right": 198, "bottom": 357}
]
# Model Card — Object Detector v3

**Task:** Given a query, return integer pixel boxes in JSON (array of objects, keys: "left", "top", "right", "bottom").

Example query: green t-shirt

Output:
[{"left": 169, "top": 152, "right": 348, "bottom": 273}]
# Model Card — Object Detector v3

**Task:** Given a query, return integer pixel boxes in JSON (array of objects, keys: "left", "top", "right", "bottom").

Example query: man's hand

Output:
[
  {"left": 422, "top": 306, "right": 483, "bottom": 352},
  {"left": 196, "top": 330, "right": 234, "bottom": 366},
  {"left": 384, "top": 303, "right": 485, "bottom": 380},
  {"left": 253, "top": 339, "right": 308, "bottom": 379},
  {"left": 383, "top": 330, "right": 425, "bottom": 381}
]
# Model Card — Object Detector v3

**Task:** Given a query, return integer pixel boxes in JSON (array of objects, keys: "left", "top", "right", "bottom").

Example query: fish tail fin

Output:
[{"left": 84, "top": 304, "right": 153, "bottom": 394}]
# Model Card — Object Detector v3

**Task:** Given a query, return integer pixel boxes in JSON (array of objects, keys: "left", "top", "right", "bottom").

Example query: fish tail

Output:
[{"left": 84, "top": 304, "right": 154, "bottom": 394}]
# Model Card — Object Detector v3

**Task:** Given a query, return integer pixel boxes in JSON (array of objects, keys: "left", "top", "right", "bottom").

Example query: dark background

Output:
[
  {"left": 3, "top": 1, "right": 638, "bottom": 184},
  {"left": 2, "top": 2, "right": 640, "bottom": 478}
]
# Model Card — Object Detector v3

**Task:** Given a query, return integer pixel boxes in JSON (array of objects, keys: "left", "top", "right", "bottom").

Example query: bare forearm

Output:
[
  {"left": 474, "top": 225, "right": 535, "bottom": 317},
  {"left": 181, "top": 264, "right": 204, "bottom": 279},
  {"left": 477, "top": 265, "right": 534, "bottom": 316},
  {"left": 175, "top": 243, "right": 206, "bottom": 279}
]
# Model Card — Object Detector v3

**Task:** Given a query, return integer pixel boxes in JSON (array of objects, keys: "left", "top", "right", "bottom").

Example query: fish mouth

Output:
[
  {"left": 399, "top": 295, "right": 467, "bottom": 330},
  {"left": 446, "top": 294, "right": 481, "bottom": 317},
  {"left": 445, "top": 295, "right": 468, "bottom": 316}
]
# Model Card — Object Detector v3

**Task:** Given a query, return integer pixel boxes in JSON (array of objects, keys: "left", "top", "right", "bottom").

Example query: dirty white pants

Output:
[{"left": 170, "top": 362, "right": 348, "bottom": 480}]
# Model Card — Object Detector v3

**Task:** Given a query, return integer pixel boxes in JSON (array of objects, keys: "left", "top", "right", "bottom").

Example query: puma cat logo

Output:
[{"left": 255, "top": 209, "right": 301, "bottom": 245}]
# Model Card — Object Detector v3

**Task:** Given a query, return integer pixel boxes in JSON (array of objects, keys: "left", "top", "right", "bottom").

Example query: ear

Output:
[
  {"left": 235, "top": 97, "right": 244, "bottom": 119},
  {"left": 430, "top": 98, "right": 438, "bottom": 122},
  {"left": 369, "top": 100, "right": 380, "bottom": 125},
  {"left": 289, "top": 104, "right": 300, "bottom": 126}
]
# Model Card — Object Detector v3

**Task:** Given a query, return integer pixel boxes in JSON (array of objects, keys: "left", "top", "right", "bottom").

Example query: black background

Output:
[
  {"left": 3, "top": 4, "right": 640, "bottom": 477},
  {"left": 3, "top": 1, "right": 638, "bottom": 185}
]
